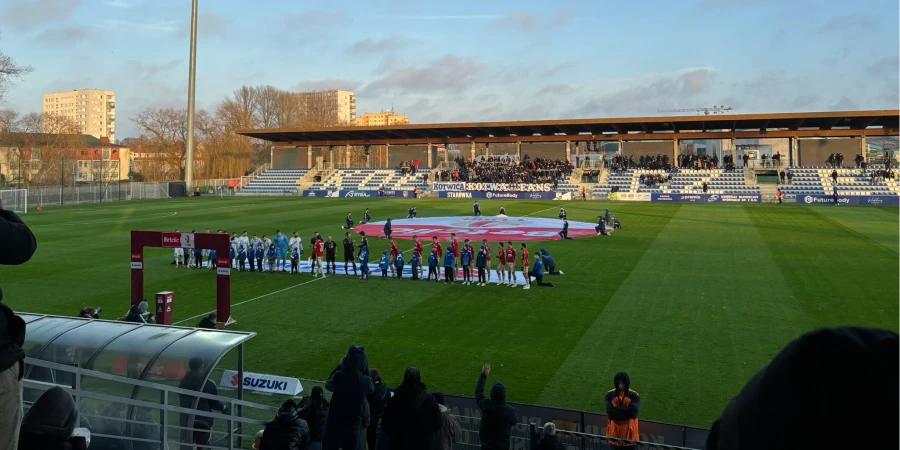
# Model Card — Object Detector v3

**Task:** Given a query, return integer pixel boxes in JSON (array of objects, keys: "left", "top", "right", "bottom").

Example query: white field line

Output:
[{"left": 526, "top": 203, "right": 569, "bottom": 216}]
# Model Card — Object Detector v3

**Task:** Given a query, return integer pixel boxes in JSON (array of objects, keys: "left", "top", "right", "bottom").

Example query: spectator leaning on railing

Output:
[{"left": 1, "top": 199, "right": 38, "bottom": 450}]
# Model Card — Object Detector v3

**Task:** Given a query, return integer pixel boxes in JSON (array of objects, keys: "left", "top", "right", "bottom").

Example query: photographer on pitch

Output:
[{"left": 1, "top": 198, "right": 38, "bottom": 449}]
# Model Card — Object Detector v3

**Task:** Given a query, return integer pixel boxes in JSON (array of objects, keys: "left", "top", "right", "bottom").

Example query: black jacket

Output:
[
  {"left": 474, "top": 373, "right": 517, "bottom": 449},
  {"left": 260, "top": 400, "right": 310, "bottom": 450},
  {"left": 381, "top": 381, "right": 442, "bottom": 450},
  {"left": 197, "top": 317, "right": 216, "bottom": 329},
  {"left": 707, "top": 327, "right": 899, "bottom": 450},
  {"left": 368, "top": 380, "right": 389, "bottom": 419},
  {"left": 0, "top": 209, "right": 34, "bottom": 375},
  {"left": 323, "top": 345, "right": 374, "bottom": 443},
  {"left": 298, "top": 403, "right": 328, "bottom": 442},
  {"left": 18, "top": 386, "right": 86, "bottom": 450}
]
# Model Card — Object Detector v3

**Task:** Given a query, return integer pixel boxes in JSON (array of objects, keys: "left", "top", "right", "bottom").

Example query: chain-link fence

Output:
[{"left": 18, "top": 182, "right": 173, "bottom": 207}]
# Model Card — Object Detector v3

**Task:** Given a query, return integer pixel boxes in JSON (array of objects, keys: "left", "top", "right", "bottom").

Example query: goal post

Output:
[{"left": 0, "top": 189, "right": 27, "bottom": 213}]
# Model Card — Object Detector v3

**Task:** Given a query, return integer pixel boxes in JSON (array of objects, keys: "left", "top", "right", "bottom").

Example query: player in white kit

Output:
[{"left": 173, "top": 229, "right": 185, "bottom": 267}]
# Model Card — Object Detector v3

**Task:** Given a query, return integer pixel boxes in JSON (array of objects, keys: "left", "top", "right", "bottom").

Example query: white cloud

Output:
[{"left": 103, "top": 0, "right": 144, "bottom": 8}]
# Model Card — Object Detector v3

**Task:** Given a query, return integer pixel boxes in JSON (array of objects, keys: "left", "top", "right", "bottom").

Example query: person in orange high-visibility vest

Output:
[
  {"left": 605, "top": 372, "right": 640, "bottom": 448},
  {"left": 776, "top": 188, "right": 783, "bottom": 204}
]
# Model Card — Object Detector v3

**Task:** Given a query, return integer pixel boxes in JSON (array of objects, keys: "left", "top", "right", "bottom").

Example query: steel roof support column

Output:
[
  {"left": 860, "top": 135, "right": 867, "bottom": 163},
  {"left": 307, "top": 144, "right": 312, "bottom": 169},
  {"left": 565, "top": 141, "right": 571, "bottom": 163}
]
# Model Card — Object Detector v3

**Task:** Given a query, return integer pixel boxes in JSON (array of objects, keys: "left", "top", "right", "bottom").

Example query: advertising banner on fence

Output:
[
  {"left": 650, "top": 193, "right": 762, "bottom": 203},
  {"left": 220, "top": 370, "right": 303, "bottom": 395},
  {"left": 301, "top": 190, "right": 415, "bottom": 198},
  {"left": 436, "top": 191, "right": 563, "bottom": 200},
  {"left": 432, "top": 182, "right": 552, "bottom": 192},
  {"left": 609, "top": 192, "right": 652, "bottom": 202},
  {"left": 795, "top": 195, "right": 899, "bottom": 206}
]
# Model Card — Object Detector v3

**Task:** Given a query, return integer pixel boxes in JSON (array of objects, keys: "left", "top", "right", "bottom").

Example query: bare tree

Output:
[
  {"left": 275, "top": 91, "right": 302, "bottom": 127},
  {"left": 0, "top": 35, "right": 33, "bottom": 104},
  {"left": 0, "top": 108, "right": 18, "bottom": 132},
  {"left": 131, "top": 107, "right": 188, "bottom": 180}
]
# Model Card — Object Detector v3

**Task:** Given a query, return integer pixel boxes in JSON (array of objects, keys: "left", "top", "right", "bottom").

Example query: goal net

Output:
[{"left": 0, "top": 189, "right": 27, "bottom": 213}]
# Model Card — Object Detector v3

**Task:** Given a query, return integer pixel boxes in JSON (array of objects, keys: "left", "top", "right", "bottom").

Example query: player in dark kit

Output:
[
  {"left": 358, "top": 231, "right": 369, "bottom": 258},
  {"left": 407, "top": 206, "right": 417, "bottom": 219},
  {"left": 473, "top": 201, "right": 482, "bottom": 216},
  {"left": 342, "top": 212, "right": 353, "bottom": 229},
  {"left": 324, "top": 236, "right": 337, "bottom": 275},
  {"left": 383, "top": 218, "right": 393, "bottom": 239},
  {"left": 558, "top": 207, "right": 567, "bottom": 219},
  {"left": 559, "top": 218, "right": 573, "bottom": 239},
  {"left": 362, "top": 208, "right": 371, "bottom": 224},
  {"left": 342, "top": 232, "right": 357, "bottom": 276}
]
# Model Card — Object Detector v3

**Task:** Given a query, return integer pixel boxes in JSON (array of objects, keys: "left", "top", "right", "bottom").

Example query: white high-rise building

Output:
[{"left": 42, "top": 89, "right": 116, "bottom": 142}]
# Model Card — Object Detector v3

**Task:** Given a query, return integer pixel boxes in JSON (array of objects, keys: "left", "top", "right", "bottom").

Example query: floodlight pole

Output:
[{"left": 184, "top": 0, "right": 199, "bottom": 191}]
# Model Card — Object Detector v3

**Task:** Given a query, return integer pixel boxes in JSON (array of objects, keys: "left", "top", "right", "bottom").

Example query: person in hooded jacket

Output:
[
  {"left": 381, "top": 367, "right": 442, "bottom": 450},
  {"left": 474, "top": 363, "right": 516, "bottom": 450},
  {"left": 298, "top": 386, "right": 329, "bottom": 450},
  {"left": 323, "top": 345, "right": 374, "bottom": 450},
  {"left": 260, "top": 398, "right": 310, "bottom": 450},
  {"left": 1, "top": 205, "right": 30, "bottom": 450},
  {"left": 18, "top": 386, "right": 87, "bottom": 450},
  {"left": 534, "top": 422, "right": 565, "bottom": 450},
  {"left": 366, "top": 369, "right": 389, "bottom": 450},
  {"left": 706, "top": 326, "right": 898, "bottom": 450},
  {"left": 604, "top": 372, "right": 640, "bottom": 449},
  {"left": 430, "top": 392, "right": 461, "bottom": 450}
]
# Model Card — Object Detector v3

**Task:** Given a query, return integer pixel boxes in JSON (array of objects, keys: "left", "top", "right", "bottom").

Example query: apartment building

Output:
[
  {"left": 42, "top": 89, "right": 116, "bottom": 142},
  {"left": 352, "top": 110, "right": 409, "bottom": 127},
  {"left": 298, "top": 89, "right": 356, "bottom": 124}
]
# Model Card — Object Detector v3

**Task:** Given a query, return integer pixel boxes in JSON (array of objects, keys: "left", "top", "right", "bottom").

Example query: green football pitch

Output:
[{"left": 4, "top": 197, "right": 898, "bottom": 428}]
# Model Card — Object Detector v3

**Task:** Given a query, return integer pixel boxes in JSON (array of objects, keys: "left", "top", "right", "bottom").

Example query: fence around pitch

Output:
[{"left": 13, "top": 182, "right": 173, "bottom": 207}]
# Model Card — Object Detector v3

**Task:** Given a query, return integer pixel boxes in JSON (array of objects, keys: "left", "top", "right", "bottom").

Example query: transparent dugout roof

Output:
[{"left": 18, "top": 313, "right": 255, "bottom": 380}]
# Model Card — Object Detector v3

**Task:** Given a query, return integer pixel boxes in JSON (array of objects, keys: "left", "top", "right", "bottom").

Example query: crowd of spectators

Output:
[
  {"left": 438, "top": 156, "right": 572, "bottom": 184},
  {"left": 398, "top": 160, "right": 419, "bottom": 176},
  {"left": 640, "top": 173, "right": 672, "bottom": 187}
]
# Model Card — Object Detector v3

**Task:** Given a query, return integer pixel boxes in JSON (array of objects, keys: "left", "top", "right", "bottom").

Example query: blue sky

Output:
[{"left": 1, "top": 0, "right": 897, "bottom": 138}]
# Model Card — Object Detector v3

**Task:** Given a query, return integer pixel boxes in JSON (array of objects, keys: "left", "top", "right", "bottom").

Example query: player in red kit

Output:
[
  {"left": 431, "top": 236, "right": 443, "bottom": 259},
  {"left": 413, "top": 234, "right": 425, "bottom": 280},
  {"left": 313, "top": 236, "right": 325, "bottom": 278},
  {"left": 495, "top": 242, "right": 506, "bottom": 286},
  {"left": 389, "top": 238, "right": 400, "bottom": 277},
  {"left": 450, "top": 233, "right": 460, "bottom": 273},
  {"left": 520, "top": 243, "right": 531, "bottom": 290},
  {"left": 505, "top": 242, "right": 517, "bottom": 286}
]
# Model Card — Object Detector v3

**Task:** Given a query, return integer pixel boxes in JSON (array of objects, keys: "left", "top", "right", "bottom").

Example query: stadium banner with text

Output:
[
  {"left": 794, "top": 195, "right": 899, "bottom": 206},
  {"left": 609, "top": 192, "right": 652, "bottom": 202},
  {"left": 436, "top": 191, "right": 561, "bottom": 200},
  {"left": 220, "top": 370, "right": 303, "bottom": 395},
  {"left": 301, "top": 189, "right": 415, "bottom": 198},
  {"left": 651, "top": 193, "right": 762, "bottom": 203},
  {"left": 432, "top": 182, "right": 552, "bottom": 192}
]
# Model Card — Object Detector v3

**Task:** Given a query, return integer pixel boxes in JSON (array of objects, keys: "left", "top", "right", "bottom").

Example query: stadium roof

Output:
[{"left": 238, "top": 110, "right": 899, "bottom": 147}]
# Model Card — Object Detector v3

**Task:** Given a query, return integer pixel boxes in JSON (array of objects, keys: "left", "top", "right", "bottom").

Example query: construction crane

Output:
[{"left": 658, "top": 106, "right": 733, "bottom": 115}]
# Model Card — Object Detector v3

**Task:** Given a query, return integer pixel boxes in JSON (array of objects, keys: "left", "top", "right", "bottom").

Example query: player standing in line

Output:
[
  {"left": 450, "top": 233, "right": 460, "bottom": 273},
  {"left": 358, "top": 245, "right": 370, "bottom": 280},
  {"left": 388, "top": 238, "right": 400, "bottom": 277},
  {"left": 427, "top": 249, "right": 439, "bottom": 282},
  {"left": 274, "top": 230, "right": 289, "bottom": 272},
  {"left": 430, "top": 236, "right": 443, "bottom": 262},
  {"left": 260, "top": 234, "right": 272, "bottom": 271},
  {"left": 412, "top": 235, "right": 425, "bottom": 279},
  {"left": 473, "top": 201, "right": 482, "bottom": 216},
  {"left": 460, "top": 245, "right": 472, "bottom": 285},
  {"left": 357, "top": 231, "right": 368, "bottom": 258},
  {"left": 505, "top": 241, "right": 517, "bottom": 286},
  {"left": 383, "top": 218, "right": 393, "bottom": 239},
  {"left": 174, "top": 229, "right": 185, "bottom": 268},
  {"left": 290, "top": 247, "right": 300, "bottom": 274},
  {"left": 495, "top": 242, "right": 506, "bottom": 285},
  {"left": 187, "top": 230, "right": 197, "bottom": 268},
  {"left": 442, "top": 246, "right": 456, "bottom": 284},
  {"left": 230, "top": 232, "right": 239, "bottom": 268},
  {"left": 324, "top": 236, "right": 337, "bottom": 275},
  {"left": 410, "top": 251, "right": 420, "bottom": 280},
  {"left": 343, "top": 212, "right": 353, "bottom": 229},
  {"left": 343, "top": 232, "right": 357, "bottom": 276},
  {"left": 289, "top": 232, "right": 303, "bottom": 265},
  {"left": 520, "top": 243, "right": 531, "bottom": 290},
  {"left": 476, "top": 246, "right": 487, "bottom": 286},
  {"left": 313, "top": 236, "right": 326, "bottom": 278},
  {"left": 208, "top": 247, "right": 218, "bottom": 270},
  {"left": 247, "top": 234, "right": 260, "bottom": 272},
  {"left": 379, "top": 250, "right": 390, "bottom": 279},
  {"left": 481, "top": 239, "right": 491, "bottom": 284},
  {"left": 240, "top": 231, "right": 250, "bottom": 257},
  {"left": 307, "top": 232, "right": 320, "bottom": 267}
]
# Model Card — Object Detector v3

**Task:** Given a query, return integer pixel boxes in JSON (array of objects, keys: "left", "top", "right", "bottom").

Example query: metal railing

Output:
[
  {"left": 23, "top": 357, "right": 278, "bottom": 450},
  {"left": 533, "top": 424, "right": 702, "bottom": 450},
  {"left": 16, "top": 181, "right": 172, "bottom": 207}
]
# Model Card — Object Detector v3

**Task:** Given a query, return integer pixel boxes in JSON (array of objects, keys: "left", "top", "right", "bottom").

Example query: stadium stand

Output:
[
  {"left": 779, "top": 166, "right": 899, "bottom": 196},
  {"left": 239, "top": 168, "right": 308, "bottom": 194},
  {"left": 592, "top": 169, "right": 761, "bottom": 197},
  {"left": 308, "top": 168, "right": 428, "bottom": 191}
]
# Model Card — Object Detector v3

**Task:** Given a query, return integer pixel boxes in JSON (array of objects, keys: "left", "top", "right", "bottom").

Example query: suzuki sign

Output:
[{"left": 220, "top": 370, "right": 303, "bottom": 396}]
